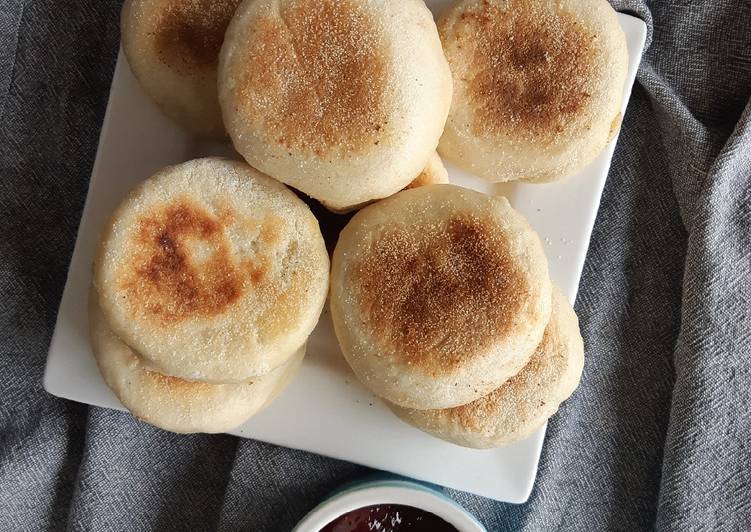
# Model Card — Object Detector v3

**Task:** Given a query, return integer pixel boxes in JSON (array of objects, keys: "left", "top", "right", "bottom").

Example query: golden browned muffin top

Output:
[
  {"left": 352, "top": 215, "right": 529, "bottom": 376},
  {"left": 232, "top": 0, "right": 391, "bottom": 155}
]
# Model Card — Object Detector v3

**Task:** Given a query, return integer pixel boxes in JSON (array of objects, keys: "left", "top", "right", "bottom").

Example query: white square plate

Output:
[{"left": 44, "top": 7, "right": 646, "bottom": 504}]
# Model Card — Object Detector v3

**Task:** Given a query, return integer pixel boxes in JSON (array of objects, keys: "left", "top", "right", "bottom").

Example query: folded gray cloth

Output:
[{"left": 1, "top": 1, "right": 749, "bottom": 530}]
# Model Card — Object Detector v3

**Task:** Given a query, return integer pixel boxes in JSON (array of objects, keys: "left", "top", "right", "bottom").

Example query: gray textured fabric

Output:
[{"left": 1, "top": 1, "right": 749, "bottom": 530}]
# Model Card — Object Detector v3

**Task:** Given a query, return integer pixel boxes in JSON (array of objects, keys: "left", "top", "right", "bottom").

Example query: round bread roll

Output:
[
  {"left": 89, "top": 288, "right": 304, "bottom": 434},
  {"left": 406, "top": 152, "right": 450, "bottom": 190},
  {"left": 321, "top": 152, "right": 450, "bottom": 214},
  {"left": 389, "top": 286, "right": 584, "bottom": 448},
  {"left": 121, "top": 0, "right": 242, "bottom": 138},
  {"left": 94, "top": 158, "right": 329, "bottom": 383},
  {"left": 331, "top": 184, "right": 552, "bottom": 410},
  {"left": 218, "top": 0, "right": 453, "bottom": 211},
  {"left": 438, "top": 0, "right": 628, "bottom": 182}
]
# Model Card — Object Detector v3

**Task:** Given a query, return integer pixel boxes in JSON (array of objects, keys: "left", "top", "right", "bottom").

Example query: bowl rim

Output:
[{"left": 293, "top": 478, "right": 487, "bottom": 532}]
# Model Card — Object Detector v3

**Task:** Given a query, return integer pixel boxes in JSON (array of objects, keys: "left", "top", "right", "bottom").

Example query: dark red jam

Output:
[{"left": 320, "top": 504, "right": 459, "bottom": 532}]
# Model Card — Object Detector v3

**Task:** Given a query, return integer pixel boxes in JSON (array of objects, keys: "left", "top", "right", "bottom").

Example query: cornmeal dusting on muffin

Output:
[
  {"left": 117, "top": 199, "right": 274, "bottom": 325},
  {"left": 234, "top": 0, "right": 391, "bottom": 155},
  {"left": 353, "top": 215, "right": 530, "bottom": 374}
]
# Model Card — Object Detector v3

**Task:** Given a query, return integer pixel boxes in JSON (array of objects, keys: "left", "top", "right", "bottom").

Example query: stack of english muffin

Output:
[
  {"left": 330, "top": 185, "right": 585, "bottom": 448},
  {"left": 93, "top": 0, "right": 627, "bottom": 441},
  {"left": 91, "top": 159, "right": 329, "bottom": 433}
]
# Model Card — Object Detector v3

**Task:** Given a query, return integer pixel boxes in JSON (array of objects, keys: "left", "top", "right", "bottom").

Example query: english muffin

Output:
[
  {"left": 438, "top": 0, "right": 628, "bottom": 182},
  {"left": 389, "top": 286, "right": 584, "bottom": 448},
  {"left": 121, "top": 0, "right": 241, "bottom": 138},
  {"left": 218, "top": 0, "right": 453, "bottom": 211},
  {"left": 89, "top": 288, "right": 304, "bottom": 434},
  {"left": 331, "top": 185, "right": 551, "bottom": 410},
  {"left": 94, "top": 158, "right": 329, "bottom": 383}
]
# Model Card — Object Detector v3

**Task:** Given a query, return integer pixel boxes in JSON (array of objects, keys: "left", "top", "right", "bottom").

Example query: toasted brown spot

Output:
[
  {"left": 249, "top": 256, "right": 270, "bottom": 285},
  {"left": 148, "top": 370, "right": 213, "bottom": 392},
  {"left": 118, "top": 200, "right": 270, "bottom": 325},
  {"left": 354, "top": 216, "right": 529, "bottom": 374},
  {"left": 259, "top": 220, "right": 281, "bottom": 246},
  {"left": 451, "top": 0, "right": 598, "bottom": 139},
  {"left": 152, "top": 0, "right": 241, "bottom": 72},
  {"left": 235, "top": 0, "right": 389, "bottom": 155}
]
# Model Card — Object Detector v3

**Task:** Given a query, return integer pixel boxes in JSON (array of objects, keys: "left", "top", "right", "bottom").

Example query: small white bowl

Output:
[{"left": 294, "top": 476, "right": 486, "bottom": 532}]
